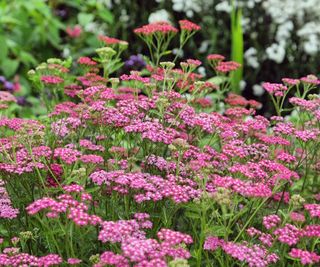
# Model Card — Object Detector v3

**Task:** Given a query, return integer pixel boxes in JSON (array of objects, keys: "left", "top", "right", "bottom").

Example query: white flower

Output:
[
  {"left": 120, "top": 9, "right": 129, "bottom": 23},
  {"left": 244, "top": 47, "right": 260, "bottom": 69},
  {"left": 199, "top": 40, "right": 210, "bottom": 53},
  {"left": 297, "top": 22, "right": 320, "bottom": 54},
  {"left": 253, "top": 84, "right": 264, "bottom": 96},
  {"left": 266, "top": 42, "right": 286, "bottom": 63},
  {"left": 172, "top": 0, "right": 202, "bottom": 17},
  {"left": 84, "top": 22, "right": 99, "bottom": 33},
  {"left": 276, "top": 21, "right": 294, "bottom": 43},
  {"left": 303, "top": 35, "right": 319, "bottom": 55},
  {"left": 198, "top": 66, "right": 206, "bottom": 77},
  {"left": 215, "top": 0, "right": 232, "bottom": 13},
  {"left": 62, "top": 48, "right": 70, "bottom": 58},
  {"left": 148, "top": 9, "right": 170, "bottom": 23},
  {"left": 240, "top": 80, "right": 247, "bottom": 91}
]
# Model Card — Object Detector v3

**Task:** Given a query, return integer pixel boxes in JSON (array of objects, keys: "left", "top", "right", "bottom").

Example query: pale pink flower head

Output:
[
  {"left": 300, "top": 74, "right": 320, "bottom": 85},
  {"left": 186, "top": 59, "right": 202, "bottom": 67},
  {"left": 67, "top": 258, "right": 82, "bottom": 265},
  {"left": 290, "top": 212, "right": 305, "bottom": 223},
  {"left": 282, "top": 78, "right": 300, "bottom": 86},
  {"left": 207, "top": 54, "right": 225, "bottom": 62},
  {"left": 98, "top": 35, "right": 128, "bottom": 47}
]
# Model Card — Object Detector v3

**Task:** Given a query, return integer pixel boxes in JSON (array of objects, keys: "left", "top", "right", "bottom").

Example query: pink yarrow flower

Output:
[
  {"left": 66, "top": 25, "right": 82, "bottom": 38},
  {"left": 41, "top": 75, "right": 64, "bottom": 84},
  {"left": 289, "top": 248, "right": 320, "bottom": 265},
  {"left": 179, "top": 20, "right": 201, "bottom": 31}
]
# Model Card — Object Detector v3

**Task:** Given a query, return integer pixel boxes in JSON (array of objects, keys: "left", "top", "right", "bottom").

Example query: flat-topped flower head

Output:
[
  {"left": 0, "top": 91, "right": 17, "bottom": 103},
  {"left": 282, "top": 78, "right": 300, "bottom": 86},
  {"left": 289, "top": 248, "right": 320, "bottom": 265},
  {"left": 78, "top": 57, "right": 97, "bottom": 66},
  {"left": 134, "top": 22, "right": 178, "bottom": 36},
  {"left": 96, "top": 47, "right": 117, "bottom": 58},
  {"left": 66, "top": 25, "right": 82, "bottom": 38},
  {"left": 262, "top": 82, "right": 288, "bottom": 96},
  {"left": 207, "top": 54, "right": 225, "bottom": 62},
  {"left": 300, "top": 74, "right": 320, "bottom": 85},
  {"left": 186, "top": 59, "right": 202, "bottom": 67},
  {"left": 216, "top": 61, "right": 241, "bottom": 73},
  {"left": 41, "top": 75, "right": 64, "bottom": 85},
  {"left": 179, "top": 20, "right": 201, "bottom": 31},
  {"left": 98, "top": 35, "right": 128, "bottom": 49}
]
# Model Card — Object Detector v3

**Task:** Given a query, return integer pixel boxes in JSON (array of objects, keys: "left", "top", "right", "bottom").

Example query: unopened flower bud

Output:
[
  {"left": 36, "top": 63, "right": 47, "bottom": 71},
  {"left": 19, "top": 231, "right": 33, "bottom": 241},
  {"left": 109, "top": 78, "right": 120, "bottom": 87},
  {"left": 96, "top": 47, "right": 116, "bottom": 58},
  {"left": 89, "top": 254, "right": 100, "bottom": 264},
  {"left": 119, "top": 41, "right": 129, "bottom": 49},
  {"left": 290, "top": 194, "right": 305, "bottom": 209},
  {"left": 172, "top": 138, "right": 189, "bottom": 150},
  {"left": 213, "top": 187, "right": 231, "bottom": 206},
  {"left": 160, "top": 61, "right": 175, "bottom": 69},
  {"left": 169, "top": 258, "right": 190, "bottom": 267},
  {"left": 11, "top": 237, "right": 20, "bottom": 246},
  {"left": 27, "top": 70, "right": 36, "bottom": 76},
  {"left": 308, "top": 94, "right": 319, "bottom": 100},
  {"left": 47, "top": 58, "right": 63, "bottom": 64}
]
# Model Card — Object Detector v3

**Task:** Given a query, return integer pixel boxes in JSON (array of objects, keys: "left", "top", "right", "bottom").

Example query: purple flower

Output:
[
  {"left": 4, "top": 81, "right": 14, "bottom": 92},
  {"left": 124, "top": 55, "right": 146, "bottom": 71}
]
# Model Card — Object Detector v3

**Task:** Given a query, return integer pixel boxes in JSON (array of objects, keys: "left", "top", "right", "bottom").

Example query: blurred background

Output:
[{"left": 0, "top": 0, "right": 319, "bottom": 116}]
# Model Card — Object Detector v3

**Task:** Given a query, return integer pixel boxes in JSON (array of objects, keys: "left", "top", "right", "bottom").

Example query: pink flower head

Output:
[
  {"left": 66, "top": 25, "right": 82, "bottom": 38},
  {"left": 304, "top": 204, "right": 320, "bottom": 218},
  {"left": 207, "top": 54, "right": 225, "bottom": 62},
  {"left": 204, "top": 236, "right": 222, "bottom": 251},
  {"left": 98, "top": 35, "right": 128, "bottom": 46},
  {"left": 77, "top": 57, "right": 97, "bottom": 66},
  {"left": 282, "top": 78, "right": 300, "bottom": 86},
  {"left": 300, "top": 75, "right": 320, "bottom": 85},
  {"left": 290, "top": 212, "right": 305, "bottom": 223},
  {"left": 186, "top": 59, "right": 202, "bottom": 67},
  {"left": 216, "top": 61, "right": 241, "bottom": 73},
  {"left": 67, "top": 258, "right": 82, "bottom": 265},
  {"left": 0, "top": 91, "right": 16, "bottom": 103},
  {"left": 273, "top": 224, "right": 302, "bottom": 246},
  {"left": 179, "top": 20, "right": 201, "bottom": 31},
  {"left": 134, "top": 22, "right": 178, "bottom": 36},
  {"left": 289, "top": 248, "right": 320, "bottom": 265},
  {"left": 79, "top": 154, "right": 104, "bottom": 164},
  {"left": 40, "top": 75, "right": 64, "bottom": 85},
  {"left": 262, "top": 82, "right": 288, "bottom": 96},
  {"left": 263, "top": 214, "right": 281, "bottom": 230}
]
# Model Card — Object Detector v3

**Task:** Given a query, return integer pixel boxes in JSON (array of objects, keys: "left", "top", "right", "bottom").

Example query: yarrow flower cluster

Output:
[
  {"left": 0, "top": 180, "right": 19, "bottom": 219},
  {"left": 1, "top": 20, "right": 319, "bottom": 267}
]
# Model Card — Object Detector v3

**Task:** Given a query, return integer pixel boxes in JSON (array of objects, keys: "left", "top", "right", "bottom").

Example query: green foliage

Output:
[
  {"left": 0, "top": 0, "right": 63, "bottom": 76},
  {"left": 230, "top": 0, "right": 244, "bottom": 94}
]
